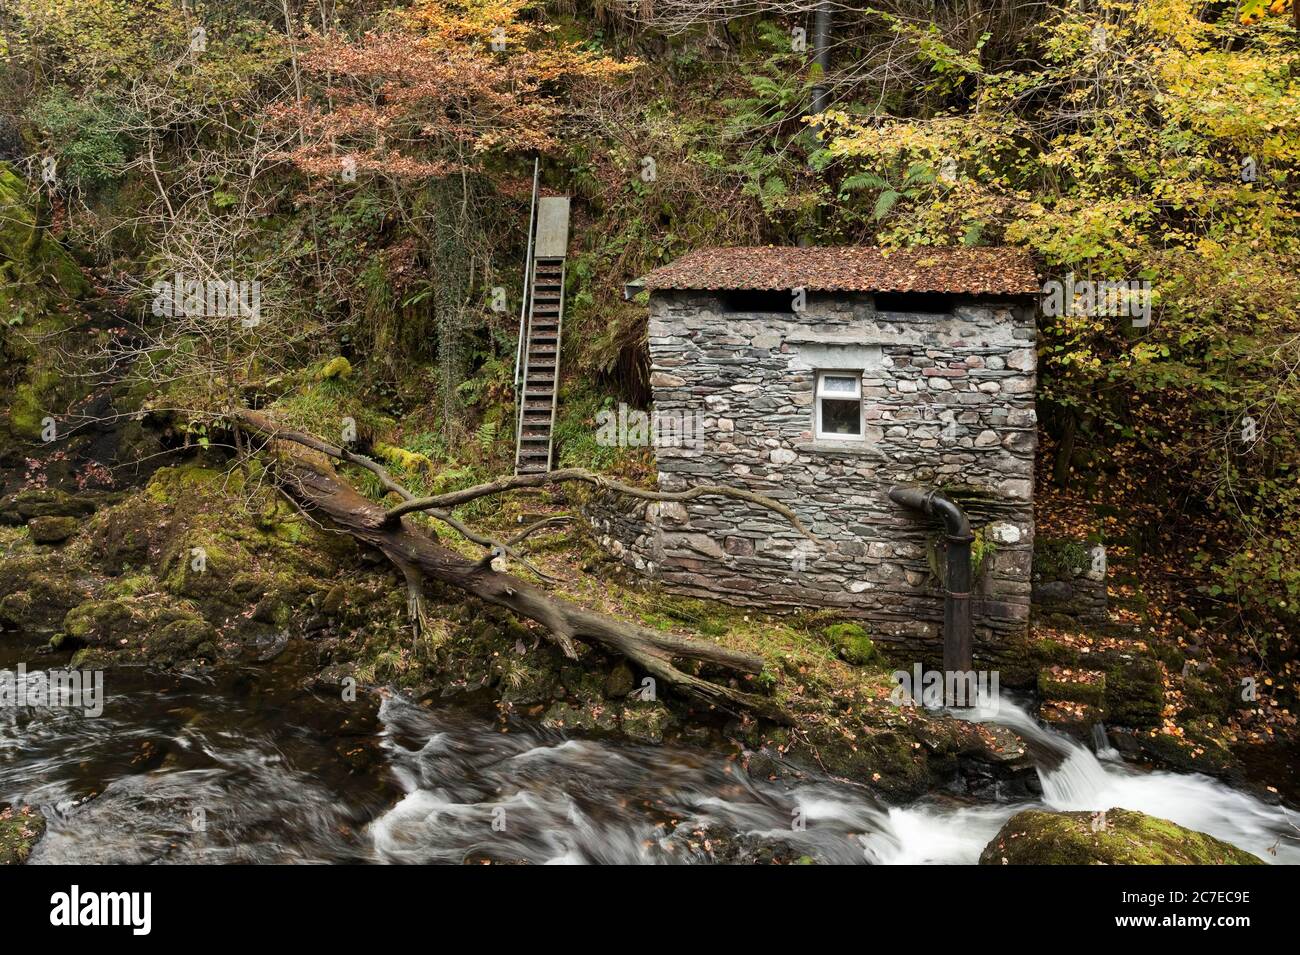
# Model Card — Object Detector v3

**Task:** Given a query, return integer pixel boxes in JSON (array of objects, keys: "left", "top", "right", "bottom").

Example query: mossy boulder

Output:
[
  {"left": 27, "top": 515, "right": 77, "bottom": 544},
  {"left": 542, "top": 701, "right": 619, "bottom": 734},
  {"left": 0, "top": 488, "right": 97, "bottom": 525},
  {"left": 0, "top": 162, "right": 89, "bottom": 339},
  {"left": 1182, "top": 668, "right": 1232, "bottom": 721},
  {"left": 0, "top": 164, "right": 91, "bottom": 446},
  {"left": 605, "top": 660, "right": 636, "bottom": 698},
  {"left": 320, "top": 583, "right": 348, "bottom": 616},
  {"left": 145, "top": 464, "right": 246, "bottom": 506},
  {"left": 1032, "top": 637, "right": 1081, "bottom": 667},
  {"left": 146, "top": 617, "right": 219, "bottom": 665},
  {"left": 0, "top": 555, "right": 90, "bottom": 633},
  {"left": 824, "top": 623, "right": 878, "bottom": 665},
  {"left": 317, "top": 356, "right": 352, "bottom": 380},
  {"left": 559, "top": 663, "right": 609, "bottom": 703},
  {"left": 0, "top": 805, "right": 45, "bottom": 865},
  {"left": 63, "top": 599, "right": 139, "bottom": 645},
  {"left": 84, "top": 494, "right": 161, "bottom": 572},
  {"left": 1122, "top": 726, "right": 1238, "bottom": 777},
  {"left": 979, "top": 808, "right": 1262, "bottom": 865},
  {"left": 620, "top": 702, "right": 674, "bottom": 743}
]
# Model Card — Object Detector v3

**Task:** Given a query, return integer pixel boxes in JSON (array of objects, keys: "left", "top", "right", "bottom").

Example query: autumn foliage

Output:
[{"left": 271, "top": 0, "right": 635, "bottom": 181}]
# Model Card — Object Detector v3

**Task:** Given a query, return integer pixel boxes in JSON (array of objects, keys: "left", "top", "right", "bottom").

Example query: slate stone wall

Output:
[
  {"left": 1031, "top": 539, "right": 1109, "bottom": 625},
  {"left": 585, "top": 289, "right": 1039, "bottom": 665}
]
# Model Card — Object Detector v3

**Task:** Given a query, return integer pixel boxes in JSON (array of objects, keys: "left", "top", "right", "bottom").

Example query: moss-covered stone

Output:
[
  {"left": 824, "top": 622, "right": 878, "bottom": 665},
  {"left": 620, "top": 702, "right": 674, "bottom": 743},
  {"left": 318, "top": 356, "right": 352, "bottom": 380},
  {"left": 0, "top": 555, "right": 90, "bottom": 633},
  {"left": 1102, "top": 655, "right": 1165, "bottom": 728},
  {"left": 146, "top": 617, "right": 219, "bottom": 665},
  {"left": 1038, "top": 666, "right": 1106, "bottom": 706},
  {"left": 979, "top": 808, "right": 1262, "bottom": 865},
  {"left": 0, "top": 805, "right": 45, "bottom": 865},
  {"left": 1032, "top": 637, "right": 1081, "bottom": 667},
  {"left": 0, "top": 488, "right": 97, "bottom": 525},
  {"left": 27, "top": 515, "right": 77, "bottom": 544},
  {"left": 145, "top": 464, "right": 246, "bottom": 505},
  {"left": 605, "top": 660, "right": 635, "bottom": 698},
  {"left": 542, "top": 700, "right": 619, "bottom": 734},
  {"left": 63, "top": 599, "right": 137, "bottom": 645},
  {"left": 559, "top": 663, "right": 608, "bottom": 703},
  {"left": 1125, "top": 726, "right": 1238, "bottom": 777},
  {"left": 0, "top": 162, "right": 89, "bottom": 325},
  {"left": 1183, "top": 672, "right": 1232, "bottom": 721},
  {"left": 320, "top": 583, "right": 347, "bottom": 616}
]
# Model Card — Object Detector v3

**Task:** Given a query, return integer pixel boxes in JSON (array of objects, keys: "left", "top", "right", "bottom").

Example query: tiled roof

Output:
[{"left": 632, "top": 246, "right": 1039, "bottom": 296}]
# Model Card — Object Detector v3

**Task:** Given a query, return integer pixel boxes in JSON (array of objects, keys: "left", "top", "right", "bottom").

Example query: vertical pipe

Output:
[
  {"left": 810, "top": 1, "right": 833, "bottom": 115},
  {"left": 942, "top": 525, "right": 973, "bottom": 676},
  {"left": 887, "top": 486, "right": 975, "bottom": 678}
]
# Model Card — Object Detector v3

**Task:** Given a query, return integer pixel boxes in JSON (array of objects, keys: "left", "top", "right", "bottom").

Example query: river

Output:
[{"left": 2, "top": 642, "right": 1296, "bottom": 864}]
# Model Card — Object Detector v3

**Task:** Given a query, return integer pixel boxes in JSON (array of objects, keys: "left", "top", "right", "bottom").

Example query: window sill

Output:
[{"left": 796, "top": 440, "right": 890, "bottom": 459}]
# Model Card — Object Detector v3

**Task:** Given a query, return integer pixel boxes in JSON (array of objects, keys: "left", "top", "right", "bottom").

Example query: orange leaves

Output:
[
  {"left": 271, "top": 0, "right": 634, "bottom": 183},
  {"left": 1239, "top": 0, "right": 1294, "bottom": 24}
]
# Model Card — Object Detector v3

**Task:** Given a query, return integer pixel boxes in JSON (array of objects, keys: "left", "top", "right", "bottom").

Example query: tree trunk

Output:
[{"left": 247, "top": 418, "right": 790, "bottom": 722}]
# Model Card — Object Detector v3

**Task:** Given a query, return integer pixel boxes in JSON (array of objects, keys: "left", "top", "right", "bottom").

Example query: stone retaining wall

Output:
[{"left": 1031, "top": 539, "right": 1109, "bottom": 624}]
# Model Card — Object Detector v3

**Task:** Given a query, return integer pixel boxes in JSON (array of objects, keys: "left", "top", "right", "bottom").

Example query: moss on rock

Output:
[
  {"left": 824, "top": 622, "right": 878, "bottom": 665},
  {"left": 0, "top": 554, "right": 91, "bottom": 633},
  {"left": 1037, "top": 666, "right": 1106, "bottom": 707},
  {"left": 1102, "top": 655, "right": 1165, "bottom": 728},
  {"left": 0, "top": 805, "right": 45, "bottom": 865},
  {"left": 63, "top": 598, "right": 139, "bottom": 645},
  {"left": 317, "top": 356, "right": 352, "bottom": 380},
  {"left": 979, "top": 808, "right": 1262, "bottom": 865},
  {"left": 620, "top": 702, "right": 674, "bottom": 743},
  {"left": 0, "top": 488, "right": 98, "bottom": 525},
  {"left": 27, "top": 515, "right": 78, "bottom": 544}
]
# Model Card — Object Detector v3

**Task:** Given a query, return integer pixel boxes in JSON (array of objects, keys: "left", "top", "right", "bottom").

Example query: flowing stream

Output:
[{"left": 2, "top": 648, "right": 1297, "bottom": 865}]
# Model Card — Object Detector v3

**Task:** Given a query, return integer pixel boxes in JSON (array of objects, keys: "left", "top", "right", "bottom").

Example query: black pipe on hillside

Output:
[{"left": 887, "top": 486, "right": 974, "bottom": 676}]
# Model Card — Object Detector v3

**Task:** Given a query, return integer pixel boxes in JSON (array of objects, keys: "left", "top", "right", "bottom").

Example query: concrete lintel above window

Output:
[
  {"left": 785, "top": 331, "right": 892, "bottom": 346},
  {"left": 789, "top": 343, "right": 883, "bottom": 373}
]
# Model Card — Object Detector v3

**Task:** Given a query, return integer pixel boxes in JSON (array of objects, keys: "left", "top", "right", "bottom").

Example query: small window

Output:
[
  {"left": 720, "top": 289, "right": 796, "bottom": 314},
  {"left": 875, "top": 292, "right": 954, "bottom": 315},
  {"left": 815, "top": 371, "right": 863, "bottom": 440}
]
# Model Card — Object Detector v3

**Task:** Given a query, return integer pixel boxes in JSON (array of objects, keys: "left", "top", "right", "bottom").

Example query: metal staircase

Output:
[{"left": 514, "top": 196, "right": 570, "bottom": 474}]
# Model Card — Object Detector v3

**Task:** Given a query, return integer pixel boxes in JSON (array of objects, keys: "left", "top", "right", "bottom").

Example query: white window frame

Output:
[{"left": 814, "top": 370, "right": 865, "bottom": 441}]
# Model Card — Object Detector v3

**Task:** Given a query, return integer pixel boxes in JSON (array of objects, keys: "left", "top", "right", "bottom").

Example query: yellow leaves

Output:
[
  {"left": 15, "top": 0, "right": 187, "bottom": 83},
  {"left": 1137, "top": 0, "right": 1213, "bottom": 50},
  {"left": 822, "top": 117, "right": 950, "bottom": 163}
]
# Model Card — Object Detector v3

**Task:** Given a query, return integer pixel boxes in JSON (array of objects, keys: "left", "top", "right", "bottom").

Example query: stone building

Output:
[{"left": 589, "top": 246, "right": 1041, "bottom": 667}]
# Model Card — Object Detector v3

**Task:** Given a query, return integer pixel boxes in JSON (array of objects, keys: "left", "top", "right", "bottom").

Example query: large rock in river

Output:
[{"left": 979, "top": 808, "right": 1263, "bottom": 865}]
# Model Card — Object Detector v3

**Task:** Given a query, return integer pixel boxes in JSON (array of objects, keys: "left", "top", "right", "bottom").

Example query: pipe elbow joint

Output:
[{"left": 888, "top": 485, "right": 972, "bottom": 542}]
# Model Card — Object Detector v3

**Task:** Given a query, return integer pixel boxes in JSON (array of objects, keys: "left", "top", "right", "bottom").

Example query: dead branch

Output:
[
  {"left": 383, "top": 467, "right": 818, "bottom": 542},
  {"left": 231, "top": 408, "right": 791, "bottom": 722}
]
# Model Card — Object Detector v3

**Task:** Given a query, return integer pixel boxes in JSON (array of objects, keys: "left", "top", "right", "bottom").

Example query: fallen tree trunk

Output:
[{"left": 232, "top": 409, "right": 793, "bottom": 722}]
